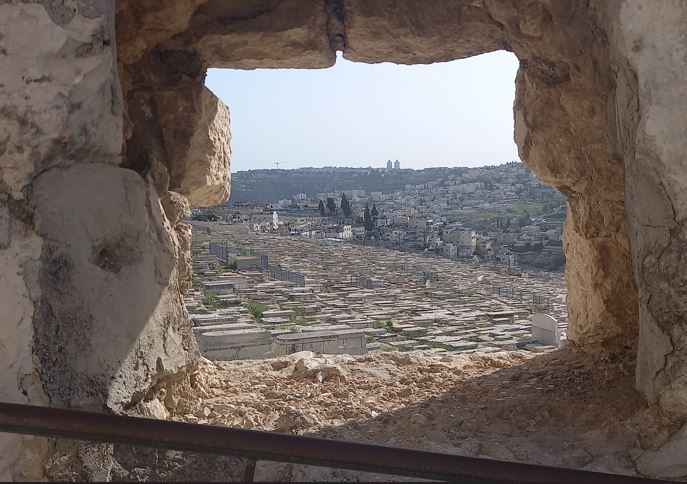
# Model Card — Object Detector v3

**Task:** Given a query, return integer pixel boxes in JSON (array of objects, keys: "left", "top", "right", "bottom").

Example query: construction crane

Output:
[{"left": 274, "top": 162, "right": 285, "bottom": 169}]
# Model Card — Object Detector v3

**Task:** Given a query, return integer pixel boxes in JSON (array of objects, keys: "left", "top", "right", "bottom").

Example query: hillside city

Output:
[{"left": 194, "top": 161, "right": 567, "bottom": 272}]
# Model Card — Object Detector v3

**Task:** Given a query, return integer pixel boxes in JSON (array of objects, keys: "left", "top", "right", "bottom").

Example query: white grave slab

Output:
[{"left": 532, "top": 313, "right": 560, "bottom": 347}]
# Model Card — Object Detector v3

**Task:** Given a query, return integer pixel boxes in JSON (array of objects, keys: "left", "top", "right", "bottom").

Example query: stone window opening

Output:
[{"left": 2, "top": 0, "right": 686, "bottom": 481}]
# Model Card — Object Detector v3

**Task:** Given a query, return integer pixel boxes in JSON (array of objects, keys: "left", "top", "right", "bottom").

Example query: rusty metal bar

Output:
[{"left": 0, "top": 402, "right": 661, "bottom": 483}]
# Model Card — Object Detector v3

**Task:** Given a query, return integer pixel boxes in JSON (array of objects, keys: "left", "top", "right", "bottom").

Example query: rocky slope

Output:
[{"left": 159, "top": 347, "right": 649, "bottom": 481}]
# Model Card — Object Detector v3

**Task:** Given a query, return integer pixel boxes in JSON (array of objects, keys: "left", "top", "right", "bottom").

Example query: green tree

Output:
[
  {"left": 371, "top": 204, "right": 379, "bottom": 218},
  {"left": 326, "top": 197, "right": 337, "bottom": 214},
  {"left": 518, "top": 214, "right": 531, "bottom": 227},
  {"left": 318, "top": 199, "right": 325, "bottom": 217},
  {"left": 191, "top": 210, "right": 219, "bottom": 222},
  {"left": 363, "top": 203, "right": 374, "bottom": 232},
  {"left": 340, "top": 193, "right": 352, "bottom": 218}
]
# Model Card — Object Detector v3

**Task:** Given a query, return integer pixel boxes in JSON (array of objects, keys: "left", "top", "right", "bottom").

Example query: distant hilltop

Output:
[{"left": 231, "top": 162, "right": 523, "bottom": 204}]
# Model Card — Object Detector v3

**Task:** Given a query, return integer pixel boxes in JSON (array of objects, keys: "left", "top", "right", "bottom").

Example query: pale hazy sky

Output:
[{"left": 205, "top": 50, "right": 520, "bottom": 172}]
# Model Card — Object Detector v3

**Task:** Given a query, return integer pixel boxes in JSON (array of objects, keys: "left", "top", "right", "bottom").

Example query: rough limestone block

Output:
[
  {"left": 608, "top": 0, "right": 687, "bottom": 426},
  {"left": 32, "top": 164, "right": 196, "bottom": 411},
  {"left": 0, "top": 2, "right": 122, "bottom": 198},
  {"left": 344, "top": 0, "right": 505, "bottom": 63},
  {"left": 179, "top": 0, "right": 334, "bottom": 68},
  {"left": 156, "top": 86, "right": 231, "bottom": 208}
]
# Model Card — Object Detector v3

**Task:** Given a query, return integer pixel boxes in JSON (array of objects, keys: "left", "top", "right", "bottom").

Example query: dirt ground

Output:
[{"left": 161, "top": 347, "right": 652, "bottom": 481}]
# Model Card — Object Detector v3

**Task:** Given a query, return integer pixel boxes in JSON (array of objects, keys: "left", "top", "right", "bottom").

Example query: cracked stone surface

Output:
[{"left": 605, "top": 0, "right": 687, "bottom": 426}]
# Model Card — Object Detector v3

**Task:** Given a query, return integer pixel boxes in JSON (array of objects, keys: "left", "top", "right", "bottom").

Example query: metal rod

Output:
[{"left": 0, "top": 402, "right": 661, "bottom": 483}]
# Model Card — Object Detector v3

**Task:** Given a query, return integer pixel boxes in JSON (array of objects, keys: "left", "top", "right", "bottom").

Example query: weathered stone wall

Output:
[
  {"left": 31, "top": 164, "right": 193, "bottom": 411},
  {"left": 0, "top": 1, "right": 122, "bottom": 478},
  {"left": 504, "top": 1, "right": 639, "bottom": 350},
  {"left": 604, "top": 0, "right": 687, "bottom": 426},
  {"left": 0, "top": 0, "right": 224, "bottom": 479}
]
